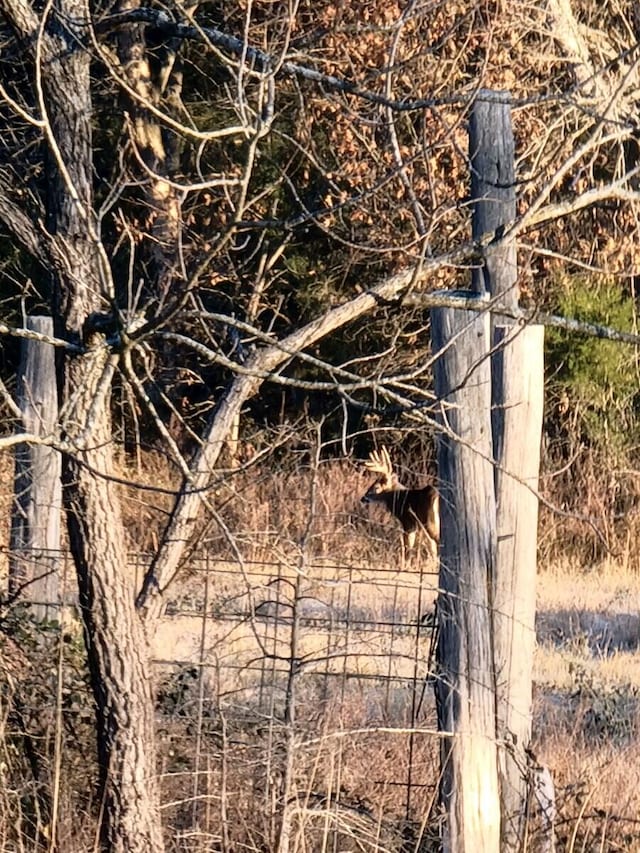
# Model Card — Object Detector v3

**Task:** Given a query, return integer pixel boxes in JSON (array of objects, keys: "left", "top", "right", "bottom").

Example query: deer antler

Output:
[{"left": 364, "top": 446, "right": 394, "bottom": 479}]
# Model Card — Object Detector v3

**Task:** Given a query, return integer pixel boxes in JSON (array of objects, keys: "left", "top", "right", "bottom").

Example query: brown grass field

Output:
[{"left": 1, "top": 451, "right": 640, "bottom": 850}]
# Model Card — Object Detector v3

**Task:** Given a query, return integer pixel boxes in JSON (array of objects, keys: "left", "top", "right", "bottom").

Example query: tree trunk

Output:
[
  {"left": 62, "top": 363, "right": 163, "bottom": 851},
  {"left": 49, "top": 49, "right": 166, "bottom": 853},
  {"left": 10, "top": 316, "right": 62, "bottom": 620},
  {"left": 0, "top": 0, "right": 167, "bottom": 847},
  {"left": 115, "top": 0, "right": 184, "bottom": 307},
  {"left": 432, "top": 299, "right": 501, "bottom": 853}
]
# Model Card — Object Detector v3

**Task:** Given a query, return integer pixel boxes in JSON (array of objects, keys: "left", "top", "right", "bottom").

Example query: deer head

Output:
[{"left": 361, "top": 446, "right": 401, "bottom": 501}]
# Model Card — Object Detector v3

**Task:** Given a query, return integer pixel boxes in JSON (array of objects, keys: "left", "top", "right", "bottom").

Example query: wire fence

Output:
[{"left": 2, "top": 546, "right": 443, "bottom": 851}]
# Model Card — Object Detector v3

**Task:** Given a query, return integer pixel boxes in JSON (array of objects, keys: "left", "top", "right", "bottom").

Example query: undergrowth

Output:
[{"left": 2, "top": 451, "right": 640, "bottom": 850}]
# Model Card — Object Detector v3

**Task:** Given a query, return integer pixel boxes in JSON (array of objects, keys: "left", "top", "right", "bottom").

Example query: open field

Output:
[
  {"left": 147, "top": 556, "right": 640, "bottom": 849},
  {"left": 2, "top": 453, "right": 640, "bottom": 849},
  {"left": 532, "top": 560, "right": 640, "bottom": 850}
]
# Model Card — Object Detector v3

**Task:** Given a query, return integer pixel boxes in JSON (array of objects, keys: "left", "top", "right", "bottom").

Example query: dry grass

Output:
[
  {"left": 3, "top": 449, "right": 640, "bottom": 849},
  {"left": 99, "top": 448, "right": 434, "bottom": 566},
  {"left": 536, "top": 559, "right": 640, "bottom": 688},
  {"left": 533, "top": 560, "right": 640, "bottom": 849}
]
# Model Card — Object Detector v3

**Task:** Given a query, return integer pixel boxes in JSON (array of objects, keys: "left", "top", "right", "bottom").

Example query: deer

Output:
[{"left": 361, "top": 446, "right": 440, "bottom": 562}]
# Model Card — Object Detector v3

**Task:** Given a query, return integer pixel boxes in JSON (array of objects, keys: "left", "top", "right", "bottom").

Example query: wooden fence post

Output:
[
  {"left": 10, "top": 316, "right": 62, "bottom": 620},
  {"left": 430, "top": 90, "right": 546, "bottom": 850},
  {"left": 471, "top": 91, "right": 546, "bottom": 849},
  {"left": 491, "top": 325, "right": 544, "bottom": 844},
  {"left": 432, "top": 300, "right": 501, "bottom": 853},
  {"left": 469, "top": 91, "right": 517, "bottom": 302}
]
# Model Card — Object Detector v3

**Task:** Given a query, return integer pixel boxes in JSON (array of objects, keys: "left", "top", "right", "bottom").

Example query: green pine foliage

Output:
[{"left": 546, "top": 276, "right": 640, "bottom": 450}]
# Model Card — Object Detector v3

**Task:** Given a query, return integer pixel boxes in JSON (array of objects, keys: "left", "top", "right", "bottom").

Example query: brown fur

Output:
[{"left": 361, "top": 447, "right": 439, "bottom": 557}]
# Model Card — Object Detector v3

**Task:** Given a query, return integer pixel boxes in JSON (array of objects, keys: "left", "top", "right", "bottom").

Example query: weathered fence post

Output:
[
  {"left": 432, "top": 299, "right": 501, "bottom": 853},
  {"left": 491, "top": 325, "right": 544, "bottom": 844},
  {"left": 430, "top": 90, "right": 546, "bottom": 851},
  {"left": 471, "top": 91, "right": 545, "bottom": 849},
  {"left": 10, "top": 316, "right": 62, "bottom": 620}
]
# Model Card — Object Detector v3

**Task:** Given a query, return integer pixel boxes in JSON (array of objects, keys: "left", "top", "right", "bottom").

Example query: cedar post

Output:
[
  {"left": 432, "top": 299, "right": 501, "bottom": 853},
  {"left": 10, "top": 316, "right": 62, "bottom": 620},
  {"left": 471, "top": 91, "right": 545, "bottom": 848},
  {"left": 431, "top": 91, "right": 545, "bottom": 850}
]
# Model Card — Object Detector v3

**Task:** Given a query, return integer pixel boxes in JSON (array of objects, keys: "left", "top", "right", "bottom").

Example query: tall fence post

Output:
[
  {"left": 471, "top": 91, "right": 545, "bottom": 849},
  {"left": 491, "top": 325, "right": 544, "bottom": 844},
  {"left": 432, "top": 300, "right": 501, "bottom": 853},
  {"left": 430, "top": 90, "right": 546, "bottom": 850},
  {"left": 10, "top": 316, "right": 62, "bottom": 620}
]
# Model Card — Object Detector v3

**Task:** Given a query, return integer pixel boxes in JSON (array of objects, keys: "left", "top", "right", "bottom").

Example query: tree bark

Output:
[
  {"left": 46, "top": 13, "right": 166, "bottom": 851},
  {"left": 63, "top": 364, "right": 163, "bottom": 852},
  {"left": 115, "top": 0, "right": 184, "bottom": 307},
  {"left": 0, "top": 0, "right": 166, "bottom": 848}
]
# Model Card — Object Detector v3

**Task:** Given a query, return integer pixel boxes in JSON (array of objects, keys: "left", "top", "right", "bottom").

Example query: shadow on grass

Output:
[{"left": 536, "top": 607, "right": 640, "bottom": 656}]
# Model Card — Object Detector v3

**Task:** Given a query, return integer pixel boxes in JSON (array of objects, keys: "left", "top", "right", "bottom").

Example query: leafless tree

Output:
[{"left": 1, "top": 0, "right": 640, "bottom": 850}]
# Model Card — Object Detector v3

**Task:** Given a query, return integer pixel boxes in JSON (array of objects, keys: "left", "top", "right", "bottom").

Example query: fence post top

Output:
[{"left": 473, "top": 89, "right": 513, "bottom": 105}]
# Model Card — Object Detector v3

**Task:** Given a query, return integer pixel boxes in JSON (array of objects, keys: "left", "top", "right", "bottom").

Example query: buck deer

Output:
[{"left": 361, "top": 446, "right": 439, "bottom": 561}]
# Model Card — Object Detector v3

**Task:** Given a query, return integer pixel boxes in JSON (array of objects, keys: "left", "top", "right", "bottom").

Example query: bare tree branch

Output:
[
  {"left": 0, "top": 321, "right": 82, "bottom": 351},
  {"left": 136, "top": 245, "right": 472, "bottom": 615},
  {"left": 98, "top": 7, "right": 638, "bottom": 120}
]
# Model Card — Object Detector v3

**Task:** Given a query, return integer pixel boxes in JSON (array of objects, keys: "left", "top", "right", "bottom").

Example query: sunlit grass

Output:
[{"left": 3, "top": 449, "right": 640, "bottom": 848}]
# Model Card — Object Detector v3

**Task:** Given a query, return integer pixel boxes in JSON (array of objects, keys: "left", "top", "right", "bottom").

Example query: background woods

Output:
[{"left": 2, "top": 0, "right": 640, "bottom": 850}]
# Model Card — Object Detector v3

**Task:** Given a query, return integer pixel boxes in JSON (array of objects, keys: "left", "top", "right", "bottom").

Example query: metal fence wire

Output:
[{"left": 3, "top": 548, "right": 442, "bottom": 851}]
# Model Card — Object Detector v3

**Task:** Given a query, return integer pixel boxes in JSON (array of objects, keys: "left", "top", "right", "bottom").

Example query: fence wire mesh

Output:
[{"left": 1, "top": 547, "right": 442, "bottom": 852}]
